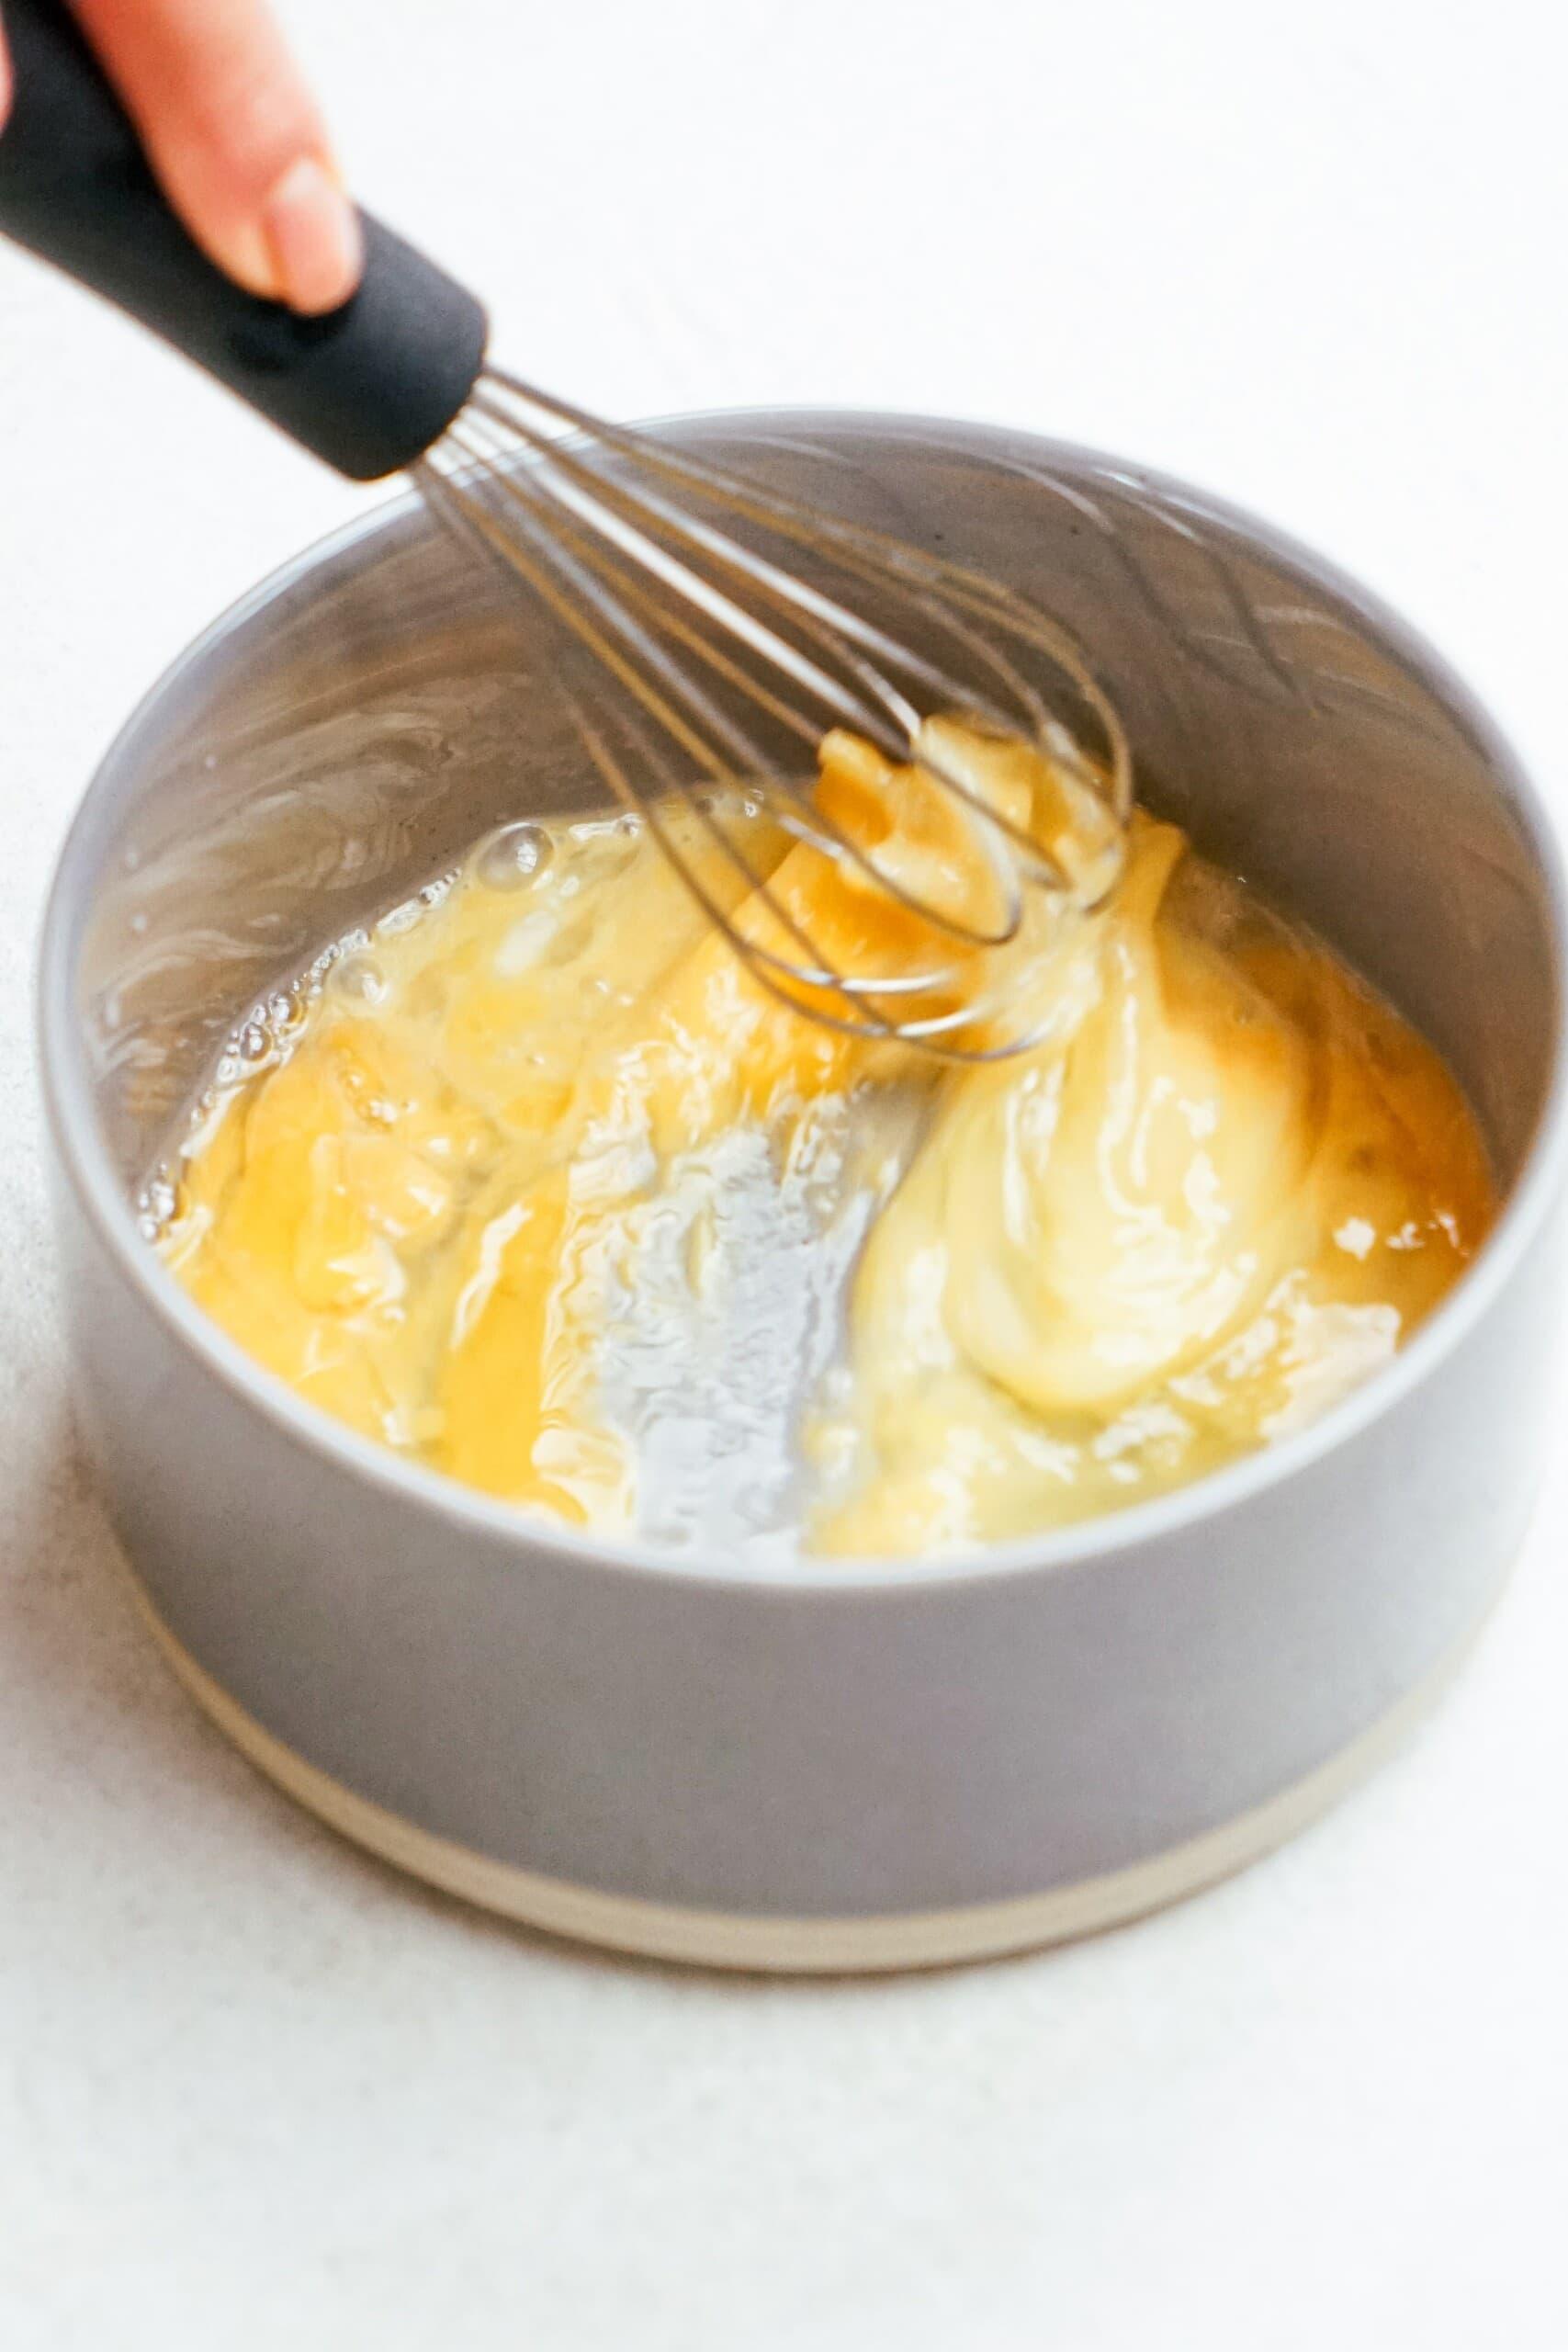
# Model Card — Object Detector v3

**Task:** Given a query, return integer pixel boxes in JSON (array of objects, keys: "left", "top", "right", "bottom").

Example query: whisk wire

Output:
[
  {"left": 566, "top": 691, "right": 1001, "bottom": 1046},
  {"left": 482, "top": 369, "right": 1130, "bottom": 819},
  {"left": 472, "top": 378, "right": 1130, "bottom": 905},
  {"left": 471, "top": 386, "right": 1000, "bottom": 739},
  {"left": 425, "top": 439, "right": 971, "bottom": 1013},
  {"left": 443, "top": 412, "right": 1029, "bottom": 955},
  {"left": 417, "top": 367, "right": 1131, "bottom": 1060}
]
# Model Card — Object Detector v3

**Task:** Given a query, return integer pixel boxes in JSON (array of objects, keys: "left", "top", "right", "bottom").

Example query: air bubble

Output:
[
  {"left": 238, "top": 1022, "right": 270, "bottom": 1062},
  {"left": 477, "top": 822, "right": 552, "bottom": 890},
  {"left": 144, "top": 1177, "right": 177, "bottom": 1224},
  {"left": 333, "top": 956, "right": 389, "bottom": 1007},
  {"left": 215, "top": 1054, "right": 242, "bottom": 1088}
]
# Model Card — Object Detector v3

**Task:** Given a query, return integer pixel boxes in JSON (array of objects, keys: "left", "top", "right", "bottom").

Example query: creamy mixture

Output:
[{"left": 155, "top": 731, "right": 1495, "bottom": 1559}]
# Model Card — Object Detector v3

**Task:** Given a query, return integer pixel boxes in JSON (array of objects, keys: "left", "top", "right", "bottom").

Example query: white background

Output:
[{"left": 3, "top": 1, "right": 1566, "bottom": 2342}]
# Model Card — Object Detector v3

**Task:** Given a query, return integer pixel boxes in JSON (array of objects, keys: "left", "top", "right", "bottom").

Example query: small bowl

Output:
[{"left": 39, "top": 413, "right": 1568, "bottom": 1972}]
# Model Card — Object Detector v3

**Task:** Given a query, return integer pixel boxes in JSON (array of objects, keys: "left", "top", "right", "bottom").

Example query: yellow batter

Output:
[{"left": 156, "top": 733, "right": 1495, "bottom": 1558}]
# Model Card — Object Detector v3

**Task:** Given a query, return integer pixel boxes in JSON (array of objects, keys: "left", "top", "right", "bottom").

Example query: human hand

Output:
[{"left": 0, "top": 0, "right": 361, "bottom": 313}]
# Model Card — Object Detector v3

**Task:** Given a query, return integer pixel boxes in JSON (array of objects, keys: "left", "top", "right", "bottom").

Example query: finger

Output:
[{"left": 66, "top": 0, "right": 362, "bottom": 313}]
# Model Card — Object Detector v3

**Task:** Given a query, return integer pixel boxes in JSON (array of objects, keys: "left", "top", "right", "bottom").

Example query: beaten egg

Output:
[{"left": 155, "top": 731, "right": 1495, "bottom": 1559}]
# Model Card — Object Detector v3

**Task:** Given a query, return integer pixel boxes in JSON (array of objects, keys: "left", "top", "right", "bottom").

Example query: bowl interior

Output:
[{"left": 54, "top": 413, "right": 1562, "bottom": 1200}]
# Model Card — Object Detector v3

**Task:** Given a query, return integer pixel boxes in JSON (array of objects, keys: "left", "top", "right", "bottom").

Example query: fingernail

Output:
[{"left": 261, "top": 157, "right": 364, "bottom": 316}]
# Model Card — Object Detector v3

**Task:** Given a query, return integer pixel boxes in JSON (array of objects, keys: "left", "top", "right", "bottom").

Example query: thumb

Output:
[{"left": 64, "top": 0, "right": 362, "bottom": 314}]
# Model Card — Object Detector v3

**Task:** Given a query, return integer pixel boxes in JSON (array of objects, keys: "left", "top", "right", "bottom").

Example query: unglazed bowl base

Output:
[{"left": 123, "top": 1562, "right": 1489, "bottom": 1975}]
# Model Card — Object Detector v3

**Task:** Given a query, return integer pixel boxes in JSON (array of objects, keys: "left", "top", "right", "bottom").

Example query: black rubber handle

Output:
[{"left": 0, "top": 0, "right": 488, "bottom": 479}]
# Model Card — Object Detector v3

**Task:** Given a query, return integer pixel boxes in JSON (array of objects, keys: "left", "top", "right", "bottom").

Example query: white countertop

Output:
[{"left": 4, "top": 2, "right": 1566, "bottom": 2342}]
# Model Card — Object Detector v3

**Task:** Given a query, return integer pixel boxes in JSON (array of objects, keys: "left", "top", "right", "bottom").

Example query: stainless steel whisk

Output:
[
  {"left": 0, "top": 0, "right": 1129, "bottom": 1059},
  {"left": 417, "top": 375, "right": 1131, "bottom": 1055}
]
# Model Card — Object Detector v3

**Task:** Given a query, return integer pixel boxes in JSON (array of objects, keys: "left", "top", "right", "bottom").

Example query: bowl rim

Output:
[{"left": 38, "top": 404, "right": 1568, "bottom": 1598}]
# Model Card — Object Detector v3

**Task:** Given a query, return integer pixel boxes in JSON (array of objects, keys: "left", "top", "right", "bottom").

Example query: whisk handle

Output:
[{"left": 0, "top": 0, "right": 487, "bottom": 479}]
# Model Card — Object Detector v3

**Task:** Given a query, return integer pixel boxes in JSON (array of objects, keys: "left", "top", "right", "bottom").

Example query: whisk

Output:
[{"left": 0, "top": 0, "right": 1129, "bottom": 1058}]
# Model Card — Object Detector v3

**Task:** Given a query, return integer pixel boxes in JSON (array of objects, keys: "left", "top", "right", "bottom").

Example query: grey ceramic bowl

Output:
[{"left": 39, "top": 413, "right": 1568, "bottom": 1971}]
